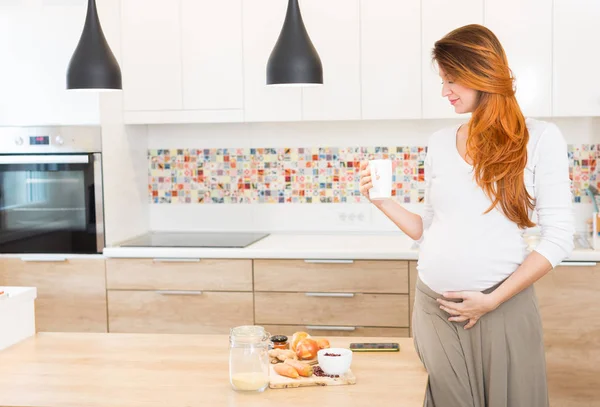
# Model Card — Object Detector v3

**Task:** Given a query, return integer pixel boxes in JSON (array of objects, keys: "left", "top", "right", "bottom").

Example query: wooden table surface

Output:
[{"left": 0, "top": 333, "right": 428, "bottom": 407}]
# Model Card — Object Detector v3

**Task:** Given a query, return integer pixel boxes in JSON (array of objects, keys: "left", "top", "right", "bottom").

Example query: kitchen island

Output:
[{"left": 0, "top": 333, "right": 428, "bottom": 407}]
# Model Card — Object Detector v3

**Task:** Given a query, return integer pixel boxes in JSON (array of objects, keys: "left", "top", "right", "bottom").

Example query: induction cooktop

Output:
[{"left": 120, "top": 232, "right": 269, "bottom": 248}]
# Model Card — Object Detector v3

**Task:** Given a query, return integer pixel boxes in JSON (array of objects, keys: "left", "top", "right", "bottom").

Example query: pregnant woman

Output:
[{"left": 359, "top": 24, "right": 574, "bottom": 407}]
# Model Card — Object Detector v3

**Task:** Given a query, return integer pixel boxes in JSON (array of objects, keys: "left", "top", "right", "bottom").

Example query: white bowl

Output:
[{"left": 317, "top": 347, "right": 352, "bottom": 375}]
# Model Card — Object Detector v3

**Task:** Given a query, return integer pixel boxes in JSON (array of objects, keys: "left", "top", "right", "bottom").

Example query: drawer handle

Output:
[
  {"left": 152, "top": 258, "right": 201, "bottom": 263},
  {"left": 304, "top": 260, "right": 354, "bottom": 264},
  {"left": 305, "top": 292, "right": 355, "bottom": 298},
  {"left": 156, "top": 290, "right": 203, "bottom": 296},
  {"left": 306, "top": 326, "right": 357, "bottom": 332},
  {"left": 558, "top": 261, "right": 597, "bottom": 267},
  {"left": 20, "top": 255, "right": 67, "bottom": 262}
]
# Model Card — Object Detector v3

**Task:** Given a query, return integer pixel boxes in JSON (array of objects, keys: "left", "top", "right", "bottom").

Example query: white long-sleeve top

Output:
[{"left": 416, "top": 118, "right": 575, "bottom": 293}]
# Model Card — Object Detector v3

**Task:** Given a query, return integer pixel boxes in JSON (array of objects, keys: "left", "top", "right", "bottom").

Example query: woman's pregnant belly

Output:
[{"left": 416, "top": 220, "right": 530, "bottom": 294}]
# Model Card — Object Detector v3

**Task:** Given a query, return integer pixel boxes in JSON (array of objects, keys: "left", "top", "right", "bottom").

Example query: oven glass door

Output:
[{"left": 0, "top": 154, "right": 103, "bottom": 254}]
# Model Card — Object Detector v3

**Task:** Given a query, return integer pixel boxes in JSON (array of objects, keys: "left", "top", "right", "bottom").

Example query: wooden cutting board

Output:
[{"left": 269, "top": 364, "right": 356, "bottom": 389}]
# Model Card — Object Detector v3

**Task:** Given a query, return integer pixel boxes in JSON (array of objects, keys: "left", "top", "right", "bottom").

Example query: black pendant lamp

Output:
[
  {"left": 67, "top": 0, "right": 122, "bottom": 91},
  {"left": 267, "top": 0, "right": 323, "bottom": 86}
]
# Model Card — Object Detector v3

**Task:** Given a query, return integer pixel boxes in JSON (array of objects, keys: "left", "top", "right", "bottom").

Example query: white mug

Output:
[{"left": 368, "top": 159, "right": 392, "bottom": 200}]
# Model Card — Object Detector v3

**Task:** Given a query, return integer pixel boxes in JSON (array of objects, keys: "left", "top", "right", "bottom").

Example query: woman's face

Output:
[{"left": 439, "top": 67, "right": 479, "bottom": 114}]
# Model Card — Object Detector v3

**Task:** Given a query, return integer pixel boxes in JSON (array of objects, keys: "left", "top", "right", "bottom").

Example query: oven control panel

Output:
[
  {"left": 0, "top": 127, "right": 100, "bottom": 154},
  {"left": 13, "top": 135, "right": 64, "bottom": 146},
  {"left": 28, "top": 135, "right": 49, "bottom": 145}
]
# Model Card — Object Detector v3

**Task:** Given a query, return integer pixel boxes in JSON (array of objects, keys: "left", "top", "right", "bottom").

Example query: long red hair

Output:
[{"left": 433, "top": 24, "right": 535, "bottom": 229}]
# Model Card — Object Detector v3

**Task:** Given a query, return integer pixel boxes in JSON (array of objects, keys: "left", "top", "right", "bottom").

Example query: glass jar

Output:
[
  {"left": 270, "top": 335, "right": 289, "bottom": 350},
  {"left": 229, "top": 325, "right": 271, "bottom": 392}
]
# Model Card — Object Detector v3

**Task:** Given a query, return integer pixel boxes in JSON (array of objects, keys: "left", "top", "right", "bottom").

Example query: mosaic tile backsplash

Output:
[
  {"left": 148, "top": 144, "right": 596, "bottom": 205},
  {"left": 149, "top": 146, "right": 426, "bottom": 204},
  {"left": 569, "top": 144, "right": 600, "bottom": 204}
]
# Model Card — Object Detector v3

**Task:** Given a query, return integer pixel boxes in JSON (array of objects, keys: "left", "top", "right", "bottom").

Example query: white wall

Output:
[
  {"left": 141, "top": 117, "right": 600, "bottom": 236},
  {"left": 98, "top": 0, "right": 149, "bottom": 246}
]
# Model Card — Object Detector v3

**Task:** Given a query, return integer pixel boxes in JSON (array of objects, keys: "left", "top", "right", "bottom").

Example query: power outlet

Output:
[{"left": 338, "top": 207, "right": 370, "bottom": 223}]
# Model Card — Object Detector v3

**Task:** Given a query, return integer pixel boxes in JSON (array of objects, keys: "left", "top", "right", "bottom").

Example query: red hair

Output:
[{"left": 433, "top": 24, "right": 535, "bottom": 229}]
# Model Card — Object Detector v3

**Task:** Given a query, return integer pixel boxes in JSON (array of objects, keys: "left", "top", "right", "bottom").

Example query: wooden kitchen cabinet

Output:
[
  {"left": 553, "top": 0, "right": 600, "bottom": 116},
  {"left": 107, "top": 290, "right": 253, "bottom": 334},
  {"left": 534, "top": 262, "right": 600, "bottom": 406},
  {"left": 106, "top": 258, "right": 253, "bottom": 334},
  {"left": 254, "top": 260, "right": 410, "bottom": 336},
  {"left": 261, "top": 325, "right": 409, "bottom": 338},
  {"left": 360, "top": 0, "right": 421, "bottom": 120},
  {"left": 484, "top": 0, "right": 552, "bottom": 117},
  {"left": 408, "top": 261, "right": 418, "bottom": 337},
  {"left": 421, "top": 0, "right": 483, "bottom": 119},
  {"left": 255, "top": 291, "right": 409, "bottom": 327},
  {"left": 0, "top": 257, "right": 107, "bottom": 333},
  {"left": 106, "top": 258, "right": 253, "bottom": 291},
  {"left": 254, "top": 259, "right": 409, "bottom": 293}
]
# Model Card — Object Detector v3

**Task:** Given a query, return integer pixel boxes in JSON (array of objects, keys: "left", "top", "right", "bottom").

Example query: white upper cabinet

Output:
[
  {"left": 360, "top": 0, "right": 421, "bottom": 120},
  {"left": 242, "top": 0, "right": 302, "bottom": 122},
  {"left": 484, "top": 0, "right": 552, "bottom": 118},
  {"left": 300, "top": 0, "right": 361, "bottom": 121},
  {"left": 181, "top": 0, "right": 243, "bottom": 111},
  {"left": 0, "top": 0, "right": 100, "bottom": 126},
  {"left": 553, "top": 0, "right": 600, "bottom": 117},
  {"left": 121, "top": 0, "right": 244, "bottom": 123},
  {"left": 421, "top": 0, "right": 483, "bottom": 119},
  {"left": 121, "top": 0, "right": 182, "bottom": 112}
]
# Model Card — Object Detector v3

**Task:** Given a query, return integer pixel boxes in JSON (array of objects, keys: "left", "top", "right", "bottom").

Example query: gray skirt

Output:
[{"left": 412, "top": 276, "right": 549, "bottom": 407}]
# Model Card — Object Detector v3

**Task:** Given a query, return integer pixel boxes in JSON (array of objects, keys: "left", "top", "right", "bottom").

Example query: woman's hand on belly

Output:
[{"left": 437, "top": 291, "right": 499, "bottom": 329}]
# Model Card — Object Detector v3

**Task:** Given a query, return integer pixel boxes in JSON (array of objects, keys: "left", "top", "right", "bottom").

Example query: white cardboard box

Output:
[{"left": 0, "top": 286, "right": 37, "bottom": 351}]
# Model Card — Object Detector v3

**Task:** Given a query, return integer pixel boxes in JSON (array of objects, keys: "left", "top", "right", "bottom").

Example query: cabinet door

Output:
[
  {"left": 408, "top": 261, "right": 418, "bottom": 337},
  {"left": 534, "top": 263, "right": 600, "bottom": 406},
  {"left": 300, "top": 0, "right": 361, "bottom": 121},
  {"left": 242, "top": 0, "right": 302, "bottom": 122},
  {"left": 255, "top": 292, "right": 409, "bottom": 327},
  {"left": 484, "top": 0, "right": 552, "bottom": 117},
  {"left": 181, "top": 0, "right": 243, "bottom": 110},
  {"left": 106, "top": 258, "right": 252, "bottom": 291},
  {"left": 121, "top": 0, "right": 182, "bottom": 111},
  {"left": 261, "top": 325, "right": 409, "bottom": 338},
  {"left": 422, "top": 0, "right": 483, "bottom": 119},
  {"left": 0, "top": 0, "right": 99, "bottom": 126},
  {"left": 553, "top": 0, "right": 600, "bottom": 116},
  {"left": 254, "top": 259, "right": 409, "bottom": 293},
  {"left": 360, "top": 0, "right": 421, "bottom": 120},
  {"left": 108, "top": 290, "right": 254, "bottom": 334},
  {"left": 0, "top": 258, "right": 107, "bottom": 333}
]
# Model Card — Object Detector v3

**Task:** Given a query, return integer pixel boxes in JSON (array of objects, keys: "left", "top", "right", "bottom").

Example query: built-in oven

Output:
[{"left": 0, "top": 127, "right": 104, "bottom": 254}]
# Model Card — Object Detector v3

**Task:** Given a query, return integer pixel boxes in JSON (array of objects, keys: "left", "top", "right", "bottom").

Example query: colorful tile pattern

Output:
[
  {"left": 148, "top": 147, "right": 427, "bottom": 204},
  {"left": 568, "top": 144, "right": 599, "bottom": 204},
  {"left": 148, "top": 144, "right": 591, "bottom": 205}
]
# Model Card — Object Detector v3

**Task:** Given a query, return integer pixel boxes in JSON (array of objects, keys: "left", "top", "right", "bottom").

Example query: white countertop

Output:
[{"left": 102, "top": 232, "right": 600, "bottom": 263}]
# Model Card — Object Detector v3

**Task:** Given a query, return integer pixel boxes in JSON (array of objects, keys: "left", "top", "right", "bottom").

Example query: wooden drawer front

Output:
[
  {"left": 534, "top": 263, "right": 600, "bottom": 406},
  {"left": 108, "top": 290, "right": 254, "bottom": 334},
  {"left": 535, "top": 263, "right": 600, "bottom": 331},
  {"left": 261, "top": 325, "right": 409, "bottom": 338},
  {"left": 255, "top": 292, "right": 409, "bottom": 327},
  {"left": 0, "top": 258, "right": 107, "bottom": 333},
  {"left": 106, "top": 258, "right": 252, "bottom": 291},
  {"left": 254, "top": 260, "right": 409, "bottom": 293},
  {"left": 409, "top": 261, "right": 418, "bottom": 336}
]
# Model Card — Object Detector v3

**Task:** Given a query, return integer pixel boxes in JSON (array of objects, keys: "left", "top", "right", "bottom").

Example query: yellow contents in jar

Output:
[{"left": 231, "top": 372, "right": 269, "bottom": 391}]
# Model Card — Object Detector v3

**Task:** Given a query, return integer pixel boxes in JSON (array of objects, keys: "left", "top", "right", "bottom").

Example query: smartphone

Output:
[{"left": 349, "top": 342, "right": 400, "bottom": 352}]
